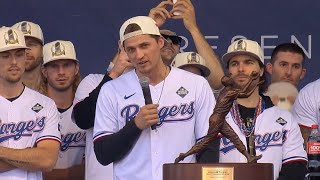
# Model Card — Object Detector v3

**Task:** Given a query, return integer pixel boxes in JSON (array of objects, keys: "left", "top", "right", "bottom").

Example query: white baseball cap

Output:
[
  {"left": 222, "top": 39, "right": 264, "bottom": 65},
  {"left": 12, "top": 21, "right": 44, "bottom": 44},
  {"left": 43, "top": 40, "right": 78, "bottom": 65},
  {"left": 0, "top": 26, "right": 29, "bottom": 53},
  {"left": 119, "top": 16, "right": 160, "bottom": 45},
  {"left": 171, "top": 52, "right": 211, "bottom": 77}
]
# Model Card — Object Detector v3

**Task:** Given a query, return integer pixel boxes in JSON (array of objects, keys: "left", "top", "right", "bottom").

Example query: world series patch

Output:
[
  {"left": 276, "top": 117, "right": 287, "bottom": 126},
  {"left": 176, "top": 87, "right": 188, "bottom": 98},
  {"left": 32, "top": 103, "right": 43, "bottom": 113}
]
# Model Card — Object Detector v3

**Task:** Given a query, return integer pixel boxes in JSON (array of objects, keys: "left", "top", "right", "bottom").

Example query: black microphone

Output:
[{"left": 139, "top": 76, "right": 157, "bottom": 130}]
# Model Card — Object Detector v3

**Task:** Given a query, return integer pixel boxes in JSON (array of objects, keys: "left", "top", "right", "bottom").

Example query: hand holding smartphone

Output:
[{"left": 172, "top": 0, "right": 182, "bottom": 16}]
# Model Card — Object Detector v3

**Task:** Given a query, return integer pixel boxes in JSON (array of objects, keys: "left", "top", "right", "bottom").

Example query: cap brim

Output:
[
  {"left": 24, "top": 35, "right": 44, "bottom": 45},
  {"left": 43, "top": 58, "right": 78, "bottom": 66},
  {"left": 0, "top": 45, "right": 30, "bottom": 53},
  {"left": 222, "top": 51, "right": 262, "bottom": 65},
  {"left": 180, "top": 64, "right": 211, "bottom": 77}
]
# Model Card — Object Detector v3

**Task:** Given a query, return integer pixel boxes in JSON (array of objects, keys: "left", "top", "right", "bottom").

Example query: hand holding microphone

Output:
[{"left": 134, "top": 76, "right": 159, "bottom": 130}]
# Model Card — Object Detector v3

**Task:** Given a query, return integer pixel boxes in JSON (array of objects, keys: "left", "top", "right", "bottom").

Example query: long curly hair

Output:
[{"left": 39, "top": 66, "right": 81, "bottom": 96}]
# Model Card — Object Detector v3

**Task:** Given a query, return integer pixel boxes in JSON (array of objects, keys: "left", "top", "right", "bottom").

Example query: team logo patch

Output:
[
  {"left": 176, "top": 87, "right": 188, "bottom": 98},
  {"left": 51, "top": 42, "right": 65, "bottom": 57},
  {"left": 276, "top": 117, "right": 287, "bottom": 126},
  {"left": 20, "top": 22, "right": 32, "bottom": 35},
  {"left": 234, "top": 39, "right": 247, "bottom": 51},
  {"left": 32, "top": 103, "right": 43, "bottom": 113},
  {"left": 187, "top": 52, "right": 200, "bottom": 64},
  {"left": 4, "top": 29, "right": 19, "bottom": 45}
]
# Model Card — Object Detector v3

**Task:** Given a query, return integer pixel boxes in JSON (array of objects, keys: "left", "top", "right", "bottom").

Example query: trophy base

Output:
[{"left": 163, "top": 163, "right": 273, "bottom": 180}]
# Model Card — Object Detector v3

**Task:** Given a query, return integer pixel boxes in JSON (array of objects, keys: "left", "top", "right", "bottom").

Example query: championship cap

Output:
[
  {"left": 171, "top": 52, "right": 211, "bottom": 77},
  {"left": 12, "top": 21, "right": 44, "bottom": 44},
  {"left": 0, "top": 26, "right": 29, "bottom": 53},
  {"left": 222, "top": 39, "right": 264, "bottom": 65},
  {"left": 119, "top": 16, "right": 160, "bottom": 45},
  {"left": 43, "top": 40, "right": 78, "bottom": 65}
]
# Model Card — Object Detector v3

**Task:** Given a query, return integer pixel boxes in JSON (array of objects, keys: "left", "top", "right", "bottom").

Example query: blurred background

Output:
[{"left": 1, "top": 0, "right": 319, "bottom": 89}]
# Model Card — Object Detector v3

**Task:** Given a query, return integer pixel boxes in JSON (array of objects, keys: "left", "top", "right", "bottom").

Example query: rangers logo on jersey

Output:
[
  {"left": 220, "top": 130, "right": 289, "bottom": 154},
  {"left": 60, "top": 131, "right": 86, "bottom": 151},
  {"left": 121, "top": 102, "right": 195, "bottom": 127},
  {"left": 0, "top": 117, "right": 46, "bottom": 143}
]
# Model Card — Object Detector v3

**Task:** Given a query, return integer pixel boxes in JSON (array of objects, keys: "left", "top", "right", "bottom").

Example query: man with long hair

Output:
[{"left": 40, "top": 40, "right": 85, "bottom": 180}]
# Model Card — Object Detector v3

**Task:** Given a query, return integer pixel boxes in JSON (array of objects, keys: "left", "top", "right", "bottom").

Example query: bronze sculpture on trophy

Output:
[{"left": 175, "top": 71, "right": 263, "bottom": 163}]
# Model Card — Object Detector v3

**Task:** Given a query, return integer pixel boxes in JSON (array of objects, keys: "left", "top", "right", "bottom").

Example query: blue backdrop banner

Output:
[{"left": 1, "top": 0, "right": 319, "bottom": 89}]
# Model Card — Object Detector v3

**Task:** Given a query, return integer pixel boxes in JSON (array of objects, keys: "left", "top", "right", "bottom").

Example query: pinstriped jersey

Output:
[
  {"left": 93, "top": 68, "right": 215, "bottom": 180},
  {"left": 74, "top": 74, "right": 113, "bottom": 180},
  {"left": 54, "top": 105, "right": 85, "bottom": 169},
  {"left": 0, "top": 87, "right": 61, "bottom": 180},
  {"left": 292, "top": 78, "right": 320, "bottom": 129},
  {"left": 219, "top": 106, "right": 307, "bottom": 179}
]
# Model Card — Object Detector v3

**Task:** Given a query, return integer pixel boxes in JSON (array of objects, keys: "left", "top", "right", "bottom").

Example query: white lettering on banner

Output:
[
  {"left": 205, "top": 36, "right": 219, "bottom": 50},
  {"left": 292, "top": 35, "right": 312, "bottom": 59},
  {"left": 261, "top": 35, "right": 278, "bottom": 60},
  {"left": 179, "top": 35, "right": 312, "bottom": 60}
]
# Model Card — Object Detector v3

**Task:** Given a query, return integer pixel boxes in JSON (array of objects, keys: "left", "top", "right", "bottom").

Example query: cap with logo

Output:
[
  {"left": 222, "top": 39, "right": 264, "bottom": 65},
  {"left": 171, "top": 52, "right": 211, "bottom": 77},
  {"left": 12, "top": 21, "right": 44, "bottom": 44},
  {"left": 0, "top": 26, "right": 29, "bottom": 53},
  {"left": 43, "top": 40, "right": 78, "bottom": 65},
  {"left": 119, "top": 16, "right": 160, "bottom": 45}
]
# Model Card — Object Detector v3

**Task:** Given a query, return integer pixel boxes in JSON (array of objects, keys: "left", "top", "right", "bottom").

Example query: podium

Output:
[{"left": 163, "top": 163, "right": 274, "bottom": 180}]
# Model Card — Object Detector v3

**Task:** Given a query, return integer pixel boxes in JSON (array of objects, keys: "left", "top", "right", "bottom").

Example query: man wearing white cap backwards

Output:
[
  {"left": 93, "top": 16, "right": 215, "bottom": 180},
  {"left": 40, "top": 40, "right": 85, "bottom": 180},
  {"left": 219, "top": 39, "right": 307, "bottom": 180},
  {"left": 12, "top": 21, "right": 44, "bottom": 91},
  {"left": 0, "top": 27, "right": 60, "bottom": 180}
]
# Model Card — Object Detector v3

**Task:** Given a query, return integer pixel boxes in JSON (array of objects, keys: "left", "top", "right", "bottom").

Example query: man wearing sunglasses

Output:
[
  {"left": 160, "top": 29, "right": 182, "bottom": 66},
  {"left": 149, "top": 0, "right": 224, "bottom": 91}
]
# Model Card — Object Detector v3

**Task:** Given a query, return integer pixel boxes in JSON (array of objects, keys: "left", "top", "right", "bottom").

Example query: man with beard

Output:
[
  {"left": 0, "top": 27, "right": 60, "bottom": 180},
  {"left": 219, "top": 39, "right": 307, "bottom": 180},
  {"left": 40, "top": 40, "right": 85, "bottom": 180},
  {"left": 149, "top": 0, "right": 224, "bottom": 91},
  {"left": 12, "top": 21, "right": 44, "bottom": 91}
]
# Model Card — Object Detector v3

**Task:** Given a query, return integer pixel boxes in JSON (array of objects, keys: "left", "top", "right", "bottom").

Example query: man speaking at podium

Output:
[{"left": 92, "top": 16, "right": 216, "bottom": 180}]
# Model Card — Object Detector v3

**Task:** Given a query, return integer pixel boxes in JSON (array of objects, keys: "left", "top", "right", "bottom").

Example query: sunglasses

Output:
[{"left": 161, "top": 34, "right": 182, "bottom": 46}]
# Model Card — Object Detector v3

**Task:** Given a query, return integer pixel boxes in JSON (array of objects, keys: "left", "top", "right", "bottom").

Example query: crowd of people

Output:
[{"left": 0, "top": 0, "right": 317, "bottom": 180}]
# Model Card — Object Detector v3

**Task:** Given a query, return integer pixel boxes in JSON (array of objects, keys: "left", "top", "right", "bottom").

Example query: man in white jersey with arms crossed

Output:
[
  {"left": 0, "top": 27, "right": 60, "bottom": 179},
  {"left": 93, "top": 16, "right": 215, "bottom": 180}
]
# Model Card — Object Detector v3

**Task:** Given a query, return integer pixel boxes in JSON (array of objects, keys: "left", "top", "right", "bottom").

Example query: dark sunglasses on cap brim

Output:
[{"left": 161, "top": 34, "right": 182, "bottom": 46}]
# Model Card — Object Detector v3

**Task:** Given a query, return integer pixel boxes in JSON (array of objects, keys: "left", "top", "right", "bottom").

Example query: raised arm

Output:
[{"left": 171, "top": 0, "right": 224, "bottom": 90}]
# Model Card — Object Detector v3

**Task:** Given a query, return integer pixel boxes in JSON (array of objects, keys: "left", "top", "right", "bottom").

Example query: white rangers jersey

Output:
[
  {"left": 219, "top": 106, "right": 307, "bottom": 179},
  {"left": 74, "top": 74, "right": 113, "bottom": 180},
  {"left": 93, "top": 67, "right": 216, "bottom": 180},
  {"left": 292, "top": 78, "right": 320, "bottom": 129},
  {"left": 0, "top": 87, "right": 61, "bottom": 180},
  {"left": 54, "top": 105, "right": 86, "bottom": 169}
]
